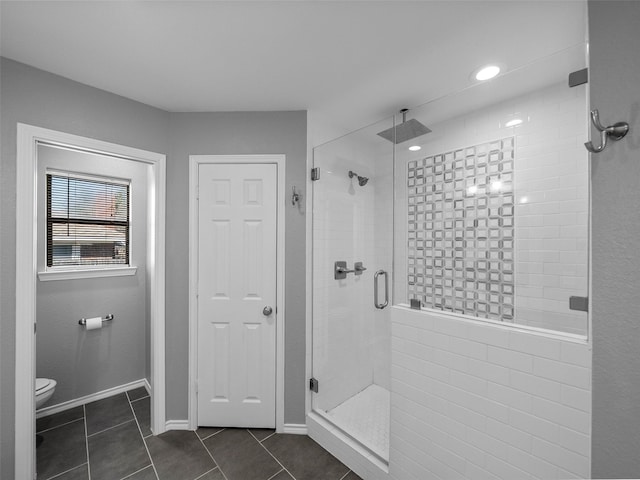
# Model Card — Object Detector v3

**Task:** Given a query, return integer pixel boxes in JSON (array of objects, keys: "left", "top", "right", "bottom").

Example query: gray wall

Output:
[
  {"left": 0, "top": 58, "right": 170, "bottom": 480},
  {"left": 590, "top": 1, "right": 640, "bottom": 477},
  {"left": 166, "top": 112, "right": 308, "bottom": 422},
  {"left": 36, "top": 145, "right": 149, "bottom": 405},
  {"left": 1, "top": 58, "right": 308, "bottom": 478}
]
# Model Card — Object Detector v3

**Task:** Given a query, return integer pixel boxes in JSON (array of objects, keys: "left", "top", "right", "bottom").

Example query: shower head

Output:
[
  {"left": 348, "top": 170, "right": 369, "bottom": 186},
  {"left": 377, "top": 108, "right": 432, "bottom": 144}
]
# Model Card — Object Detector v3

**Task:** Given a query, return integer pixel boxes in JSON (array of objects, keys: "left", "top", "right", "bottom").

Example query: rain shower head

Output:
[
  {"left": 377, "top": 108, "right": 432, "bottom": 144},
  {"left": 348, "top": 170, "right": 369, "bottom": 186}
]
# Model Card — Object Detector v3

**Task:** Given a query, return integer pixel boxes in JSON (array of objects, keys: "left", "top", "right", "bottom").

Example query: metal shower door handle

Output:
[{"left": 374, "top": 270, "right": 389, "bottom": 309}]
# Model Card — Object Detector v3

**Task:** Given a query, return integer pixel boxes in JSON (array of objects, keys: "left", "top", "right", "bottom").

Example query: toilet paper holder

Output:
[{"left": 78, "top": 314, "right": 114, "bottom": 326}]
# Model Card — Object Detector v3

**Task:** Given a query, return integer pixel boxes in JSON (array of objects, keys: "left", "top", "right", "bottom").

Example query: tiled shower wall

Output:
[
  {"left": 406, "top": 137, "right": 516, "bottom": 321},
  {"left": 396, "top": 81, "right": 588, "bottom": 335},
  {"left": 312, "top": 130, "right": 393, "bottom": 413},
  {"left": 390, "top": 307, "right": 591, "bottom": 480}
]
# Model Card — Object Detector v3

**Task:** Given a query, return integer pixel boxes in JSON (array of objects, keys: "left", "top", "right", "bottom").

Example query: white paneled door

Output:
[{"left": 197, "top": 163, "right": 277, "bottom": 428}]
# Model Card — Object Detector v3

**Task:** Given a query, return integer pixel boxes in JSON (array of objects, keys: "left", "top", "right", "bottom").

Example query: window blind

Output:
[{"left": 47, "top": 173, "right": 130, "bottom": 267}]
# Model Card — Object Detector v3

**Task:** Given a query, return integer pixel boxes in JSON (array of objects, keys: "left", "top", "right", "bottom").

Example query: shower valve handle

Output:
[
  {"left": 336, "top": 266, "right": 356, "bottom": 274},
  {"left": 334, "top": 261, "right": 355, "bottom": 279}
]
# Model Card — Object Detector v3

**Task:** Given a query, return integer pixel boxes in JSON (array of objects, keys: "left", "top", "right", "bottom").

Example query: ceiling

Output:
[{"left": 0, "top": 1, "right": 587, "bottom": 136}]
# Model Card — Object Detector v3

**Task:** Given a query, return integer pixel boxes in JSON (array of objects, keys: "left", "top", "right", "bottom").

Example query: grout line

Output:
[
  {"left": 259, "top": 431, "right": 277, "bottom": 443},
  {"left": 197, "top": 427, "right": 225, "bottom": 441},
  {"left": 338, "top": 471, "right": 353, "bottom": 480},
  {"left": 247, "top": 429, "right": 260, "bottom": 442},
  {"left": 253, "top": 431, "right": 297, "bottom": 480},
  {"left": 120, "top": 465, "right": 155, "bottom": 480},
  {"left": 129, "top": 394, "right": 151, "bottom": 404},
  {"left": 125, "top": 389, "right": 149, "bottom": 403},
  {"left": 87, "top": 418, "right": 136, "bottom": 438},
  {"left": 45, "top": 463, "right": 88, "bottom": 480},
  {"left": 246, "top": 428, "right": 276, "bottom": 443},
  {"left": 83, "top": 405, "right": 92, "bottom": 480},
  {"left": 37, "top": 416, "right": 84, "bottom": 434},
  {"left": 265, "top": 469, "right": 286, "bottom": 480},
  {"left": 128, "top": 395, "right": 160, "bottom": 480},
  {"left": 197, "top": 431, "right": 230, "bottom": 480},
  {"left": 193, "top": 467, "right": 220, "bottom": 480}
]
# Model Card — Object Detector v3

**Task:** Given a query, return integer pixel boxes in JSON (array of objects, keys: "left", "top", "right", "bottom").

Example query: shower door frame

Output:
[{"left": 306, "top": 122, "right": 397, "bottom": 471}]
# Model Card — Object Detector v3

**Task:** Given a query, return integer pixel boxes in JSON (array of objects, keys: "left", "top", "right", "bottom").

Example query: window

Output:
[{"left": 47, "top": 172, "right": 130, "bottom": 268}]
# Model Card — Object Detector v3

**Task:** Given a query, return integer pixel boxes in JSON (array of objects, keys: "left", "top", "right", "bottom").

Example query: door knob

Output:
[{"left": 263, "top": 306, "right": 273, "bottom": 316}]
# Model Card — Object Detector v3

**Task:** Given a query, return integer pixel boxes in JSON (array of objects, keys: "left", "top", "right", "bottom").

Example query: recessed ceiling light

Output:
[
  {"left": 475, "top": 65, "right": 501, "bottom": 81},
  {"left": 505, "top": 118, "right": 523, "bottom": 127},
  {"left": 409, "top": 145, "right": 421, "bottom": 151}
]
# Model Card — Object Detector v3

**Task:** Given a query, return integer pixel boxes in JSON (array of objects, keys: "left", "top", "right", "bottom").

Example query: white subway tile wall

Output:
[
  {"left": 390, "top": 307, "right": 591, "bottom": 480},
  {"left": 395, "top": 81, "right": 589, "bottom": 335}
]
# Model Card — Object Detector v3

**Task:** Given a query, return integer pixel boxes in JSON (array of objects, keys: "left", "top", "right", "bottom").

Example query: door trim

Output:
[
  {"left": 188, "top": 154, "right": 286, "bottom": 432},
  {"left": 15, "top": 124, "right": 166, "bottom": 479}
]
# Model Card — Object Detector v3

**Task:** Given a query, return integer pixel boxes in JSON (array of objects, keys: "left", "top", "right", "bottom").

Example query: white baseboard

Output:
[
  {"left": 36, "top": 379, "right": 148, "bottom": 419},
  {"left": 283, "top": 423, "right": 308, "bottom": 435},
  {"left": 144, "top": 378, "right": 151, "bottom": 395},
  {"left": 165, "top": 420, "right": 191, "bottom": 431},
  {"left": 165, "top": 420, "right": 306, "bottom": 434}
]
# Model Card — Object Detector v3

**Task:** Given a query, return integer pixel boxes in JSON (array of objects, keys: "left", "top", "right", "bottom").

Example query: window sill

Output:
[{"left": 38, "top": 266, "right": 138, "bottom": 282}]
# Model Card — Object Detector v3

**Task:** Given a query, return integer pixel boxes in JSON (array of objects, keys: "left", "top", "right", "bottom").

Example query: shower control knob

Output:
[{"left": 262, "top": 306, "right": 273, "bottom": 316}]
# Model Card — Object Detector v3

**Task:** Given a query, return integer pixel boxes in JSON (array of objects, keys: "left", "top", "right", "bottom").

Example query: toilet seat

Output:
[
  {"left": 36, "top": 378, "right": 54, "bottom": 393},
  {"left": 35, "top": 378, "right": 57, "bottom": 410}
]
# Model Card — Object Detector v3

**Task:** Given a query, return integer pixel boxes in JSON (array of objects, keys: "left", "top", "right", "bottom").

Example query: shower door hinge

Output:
[
  {"left": 568, "top": 68, "right": 588, "bottom": 88},
  {"left": 569, "top": 296, "right": 589, "bottom": 312},
  {"left": 309, "top": 377, "right": 319, "bottom": 393},
  {"left": 311, "top": 168, "right": 320, "bottom": 181}
]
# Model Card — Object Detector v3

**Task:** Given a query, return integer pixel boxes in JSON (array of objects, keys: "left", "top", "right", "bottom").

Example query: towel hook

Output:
[{"left": 585, "top": 109, "right": 629, "bottom": 153}]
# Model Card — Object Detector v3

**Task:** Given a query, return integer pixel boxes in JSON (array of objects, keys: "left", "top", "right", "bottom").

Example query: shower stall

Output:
[{"left": 309, "top": 44, "right": 591, "bottom": 480}]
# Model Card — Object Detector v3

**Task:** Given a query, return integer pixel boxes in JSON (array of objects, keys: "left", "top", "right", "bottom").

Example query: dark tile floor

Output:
[{"left": 36, "top": 387, "right": 362, "bottom": 480}]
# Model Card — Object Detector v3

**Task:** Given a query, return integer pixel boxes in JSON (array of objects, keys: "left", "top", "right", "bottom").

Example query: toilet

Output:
[{"left": 35, "top": 378, "right": 56, "bottom": 409}]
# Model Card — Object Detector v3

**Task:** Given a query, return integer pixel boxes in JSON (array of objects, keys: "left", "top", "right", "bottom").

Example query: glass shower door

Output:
[{"left": 311, "top": 117, "right": 395, "bottom": 462}]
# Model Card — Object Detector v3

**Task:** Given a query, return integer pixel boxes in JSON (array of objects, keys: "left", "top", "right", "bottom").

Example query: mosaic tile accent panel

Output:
[{"left": 407, "top": 137, "right": 515, "bottom": 321}]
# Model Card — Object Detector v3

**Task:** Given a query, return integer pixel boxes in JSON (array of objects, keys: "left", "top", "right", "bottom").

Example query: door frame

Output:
[
  {"left": 188, "top": 154, "right": 286, "bottom": 432},
  {"left": 15, "top": 124, "right": 167, "bottom": 479}
]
